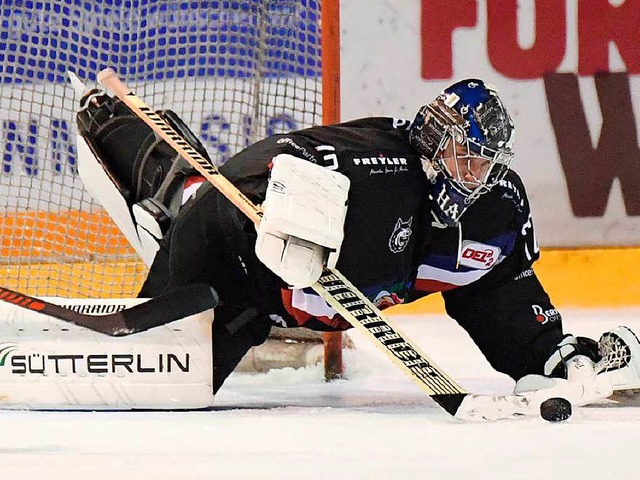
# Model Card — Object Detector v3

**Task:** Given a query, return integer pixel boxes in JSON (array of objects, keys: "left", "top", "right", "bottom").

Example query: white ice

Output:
[{"left": 2, "top": 309, "right": 640, "bottom": 479}]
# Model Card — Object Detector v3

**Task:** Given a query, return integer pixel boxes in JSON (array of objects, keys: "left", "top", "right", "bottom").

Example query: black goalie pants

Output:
[{"left": 138, "top": 184, "right": 279, "bottom": 393}]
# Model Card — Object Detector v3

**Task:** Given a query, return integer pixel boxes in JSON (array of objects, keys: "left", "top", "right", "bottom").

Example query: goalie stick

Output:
[
  {"left": 96, "top": 68, "right": 542, "bottom": 421},
  {"left": 0, "top": 284, "right": 218, "bottom": 336}
]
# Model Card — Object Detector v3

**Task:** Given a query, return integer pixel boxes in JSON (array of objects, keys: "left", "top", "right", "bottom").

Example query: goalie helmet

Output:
[{"left": 409, "top": 79, "right": 515, "bottom": 226}]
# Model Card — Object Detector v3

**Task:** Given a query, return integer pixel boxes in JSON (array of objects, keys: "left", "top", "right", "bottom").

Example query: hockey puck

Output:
[{"left": 540, "top": 397, "right": 572, "bottom": 422}]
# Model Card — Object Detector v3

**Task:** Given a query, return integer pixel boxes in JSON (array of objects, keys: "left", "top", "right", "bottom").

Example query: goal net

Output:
[
  {"left": 0, "top": 0, "right": 325, "bottom": 298},
  {"left": 0, "top": 0, "right": 343, "bottom": 376}
]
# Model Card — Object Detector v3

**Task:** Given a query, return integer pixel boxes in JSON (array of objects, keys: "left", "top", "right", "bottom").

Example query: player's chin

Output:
[{"left": 459, "top": 180, "right": 481, "bottom": 191}]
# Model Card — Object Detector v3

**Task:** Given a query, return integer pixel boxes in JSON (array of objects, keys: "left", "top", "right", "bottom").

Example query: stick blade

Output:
[{"left": 432, "top": 393, "right": 467, "bottom": 417}]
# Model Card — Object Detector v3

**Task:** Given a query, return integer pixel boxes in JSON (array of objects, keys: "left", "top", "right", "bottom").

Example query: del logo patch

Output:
[{"left": 458, "top": 240, "right": 501, "bottom": 269}]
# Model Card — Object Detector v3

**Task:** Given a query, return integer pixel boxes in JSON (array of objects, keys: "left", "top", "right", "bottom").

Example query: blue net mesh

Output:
[
  {"left": 0, "top": 0, "right": 321, "bottom": 83},
  {"left": 0, "top": 0, "right": 324, "bottom": 297}
]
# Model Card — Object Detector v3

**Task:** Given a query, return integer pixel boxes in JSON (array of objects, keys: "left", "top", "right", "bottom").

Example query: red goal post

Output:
[{"left": 320, "top": 0, "right": 343, "bottom": 379}]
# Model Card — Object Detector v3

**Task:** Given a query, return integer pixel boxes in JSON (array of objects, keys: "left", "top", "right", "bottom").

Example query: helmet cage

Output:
[
  {"left": 437, "top": 131, "right": 513, "bottom": 204},
  {"left": 411, "top": 95, "right": 514, "bottom": 204}
]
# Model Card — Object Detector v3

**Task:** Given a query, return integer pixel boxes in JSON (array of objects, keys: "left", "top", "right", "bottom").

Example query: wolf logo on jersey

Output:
[{"left": 388, "top": 217, "right": 413, "bottom": 253}]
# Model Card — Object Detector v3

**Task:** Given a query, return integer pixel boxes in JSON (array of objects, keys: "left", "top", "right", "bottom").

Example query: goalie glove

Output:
[
  {"left": 255, "top": 154, "right": 350, "bottom": 288},
  {"left": 595, "top": 326, "right": 640, "bottom": 392}
]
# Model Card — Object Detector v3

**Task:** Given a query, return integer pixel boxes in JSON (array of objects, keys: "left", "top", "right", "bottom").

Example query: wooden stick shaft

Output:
[{"left": 97, "top": 68, "right": 262, "bottom": 225}]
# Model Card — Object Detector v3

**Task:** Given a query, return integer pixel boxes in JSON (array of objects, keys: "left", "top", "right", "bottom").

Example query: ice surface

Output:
[{"left": 2, "top": 309, "right": 640, "bottom": 479}]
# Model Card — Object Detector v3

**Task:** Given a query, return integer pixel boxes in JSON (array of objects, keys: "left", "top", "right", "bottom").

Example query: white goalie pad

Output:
[
  {"left": 514, "top": 355, "right": 613, "bottom": 407},
  {"left": 77, "top": 136, "right": 159, "bottom": 267},
  {"left": 0, "top": 297, "right": 214, "bottom": 410}
]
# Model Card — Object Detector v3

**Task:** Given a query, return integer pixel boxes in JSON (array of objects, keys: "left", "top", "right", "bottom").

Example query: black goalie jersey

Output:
[
  {"left": 103, "top": 112, "right": 565, "bottom": 382},
  {"left": 78, "top": 92, "right": 567, "bottom": 385},
  {"left": 204, "top": 117, "right": 564, "bottom": 379}
]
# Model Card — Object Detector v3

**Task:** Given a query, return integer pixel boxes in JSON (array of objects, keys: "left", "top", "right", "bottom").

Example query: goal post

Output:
[
  {"left": 0, "top": 0, "right": 343, "bottom": 376},
  {"left": 320, "top": 0, "right": 343, "bottom": 380}
]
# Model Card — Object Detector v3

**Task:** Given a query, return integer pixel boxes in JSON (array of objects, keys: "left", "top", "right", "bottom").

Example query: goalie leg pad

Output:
[
  {"left": 0, "top": 297, "right": 215, "bottom": 410},
  {"left": 131, "top": 198, "right": 173, "bottom": 266},
  {"left": 515, "top": 355, "right": 613, "bottom": 407},
  {"left": 77, "top": 135, "right": 162, "bottom": 266},
  {"left": 77, "top": 135, "right": 153, "bottom": 263},
  {"left": 77, "top": 92, "right": 207, "bottom": 265}
]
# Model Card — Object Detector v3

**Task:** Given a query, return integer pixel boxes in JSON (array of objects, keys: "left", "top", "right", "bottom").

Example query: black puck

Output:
[{"left": 540, "top": 397, "right": 572, "bottom": 422}]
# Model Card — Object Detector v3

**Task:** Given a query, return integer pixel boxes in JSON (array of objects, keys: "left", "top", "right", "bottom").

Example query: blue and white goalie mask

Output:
[{"left": 409, "top": 79, "right": 515, "bottom": 226}]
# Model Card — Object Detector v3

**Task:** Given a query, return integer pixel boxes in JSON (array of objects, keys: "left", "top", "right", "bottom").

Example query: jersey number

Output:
[{"left": 315, "top": 144, "right": 338, "bottom": 170}]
